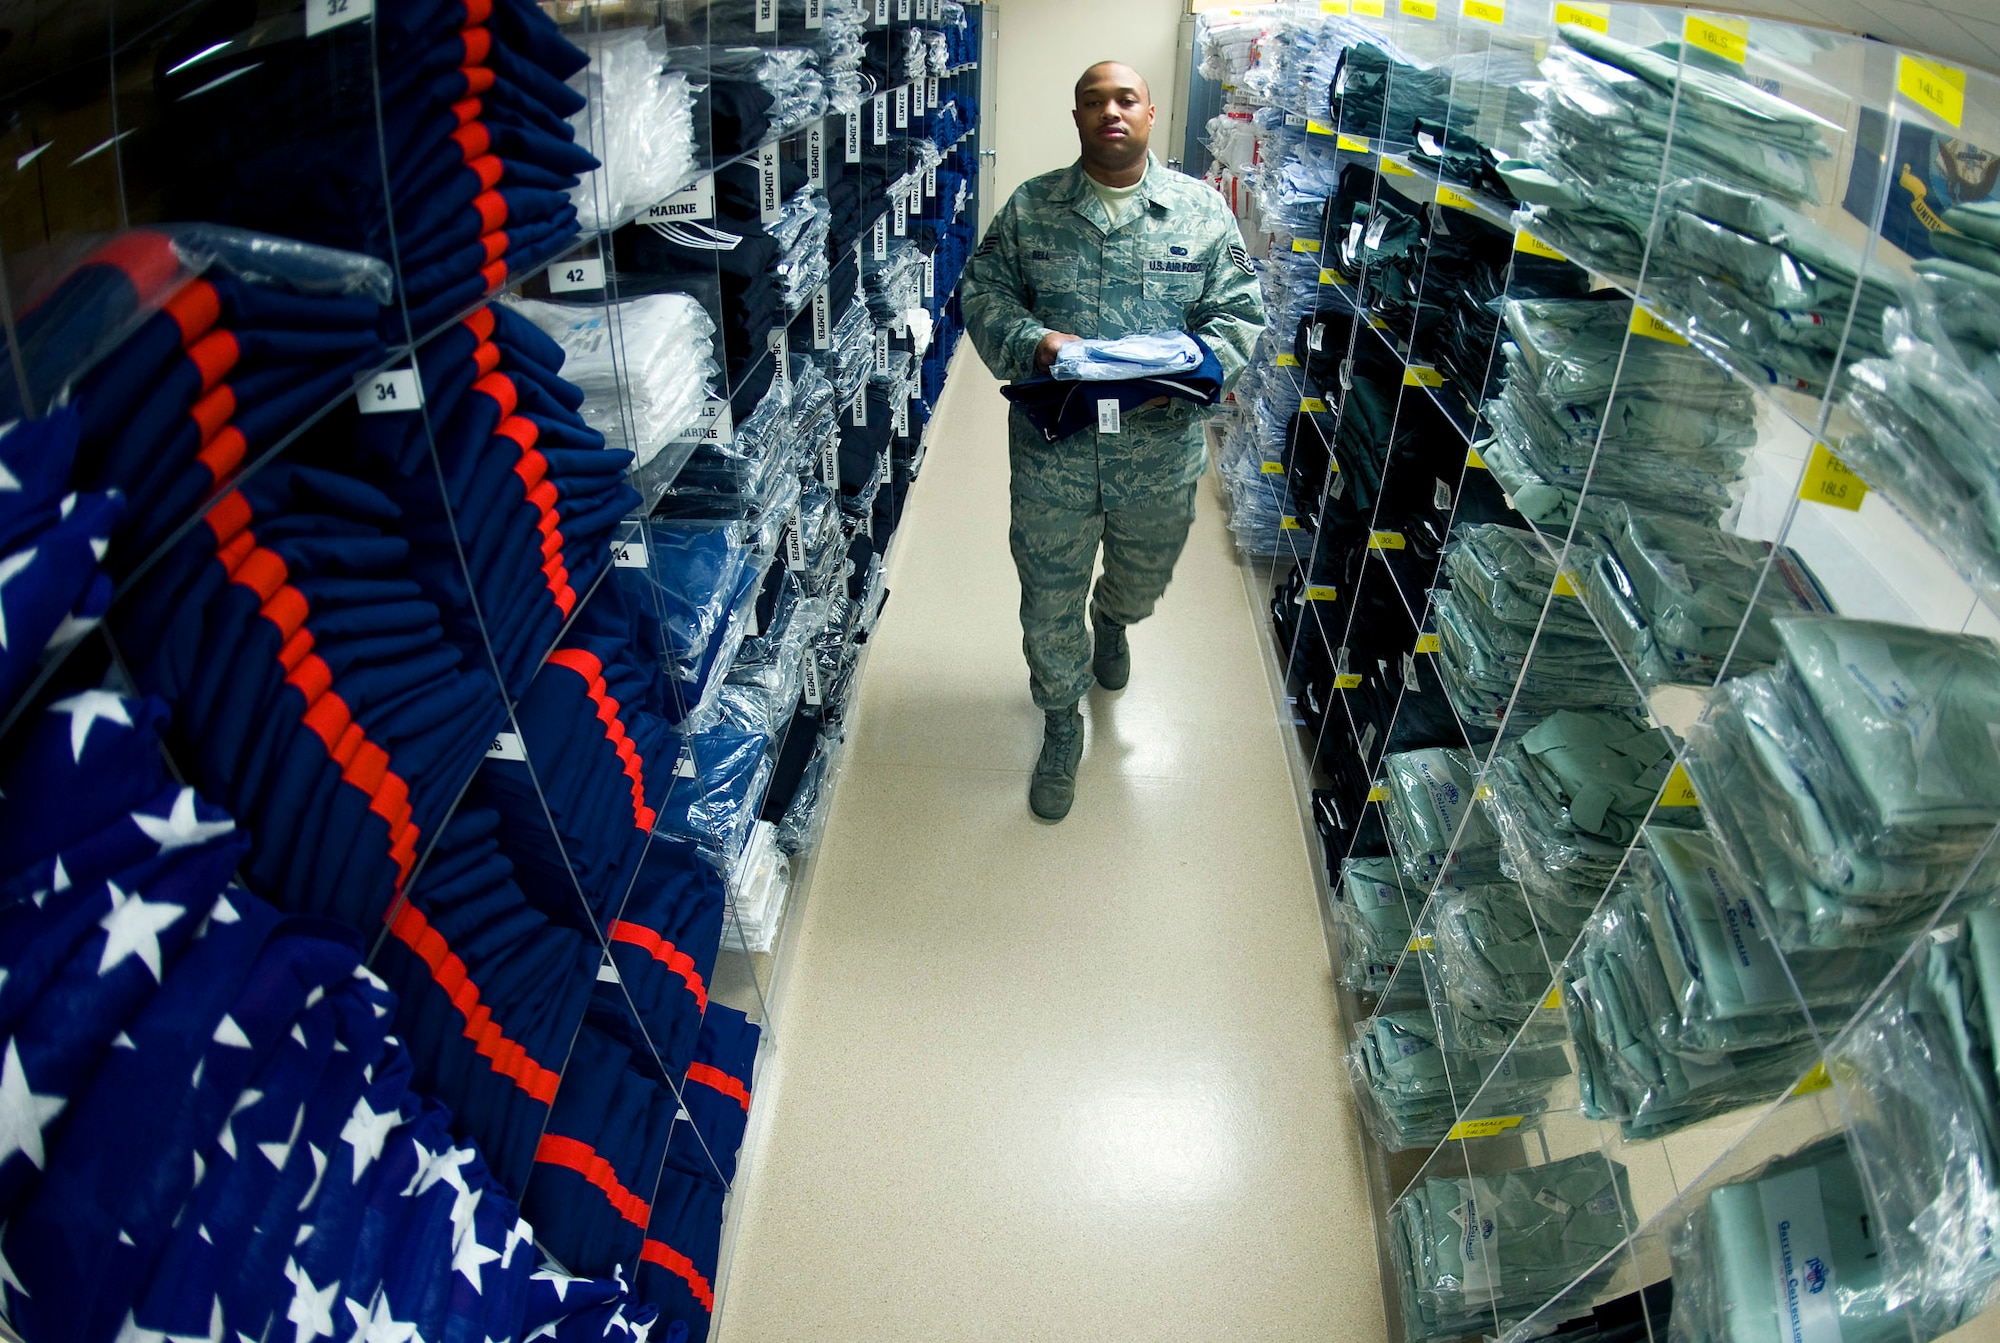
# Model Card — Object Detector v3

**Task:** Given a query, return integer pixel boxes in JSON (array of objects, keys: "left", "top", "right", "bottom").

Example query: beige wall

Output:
[{"left": 988, "top": 0, "right": 1189, "bottom": 201}]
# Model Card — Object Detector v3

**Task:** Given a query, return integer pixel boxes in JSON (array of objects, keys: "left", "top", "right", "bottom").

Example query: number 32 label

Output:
[{"left": 307, "top": 0, "right": 372, "bottom": 37}]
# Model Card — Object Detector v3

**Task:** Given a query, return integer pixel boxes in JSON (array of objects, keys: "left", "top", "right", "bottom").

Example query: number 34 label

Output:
[
  {"left": 357, "top": 367, "right": 422, "bottom": 415},
  {"left": 307, "top": 0, "right": 372, "bottom": 36}
]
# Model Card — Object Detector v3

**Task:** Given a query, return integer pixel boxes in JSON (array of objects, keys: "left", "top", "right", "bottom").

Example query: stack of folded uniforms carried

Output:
[
  {"left": 375, "top": 804, "right": 601, "bottom": 1192},
  {"left": 113, "top": 457, "right": 507, "bottom": 928},
  {"left": 0, "top": 692, "right": 644, "bottom": 1343},
  {"left": 640, "top": 1005, "right": 762, "bottom": 1341},
  {"left": 569, "top": 26, "right": 698, "bottom": 232},
  {"left": 1685, "top": 616, "right": 2000, "bottom": 951},
  {"left": 1519, "top": 25, "right": 1835, "bottom": 285},
  {"left": 1001, "top": 333, "right": 1225, "bottom": 443},
  {"left": 1475, "top": 296, "right": 1755, "bottom": 529},
  {"left": 363, "top": 300, "right": 642, "bottom": 698},
  {"left": 1577, "top": 499, "right": 1834, "bottom": 688},
  {"left": 1564, "top": 825, "right": 1893, "bottom": 1141},
  {"left": 1479, "top": 708, "right": 1690, "bottom": 937},
  {"left": 1842, "top": 299, "right": 2000, "bottom": 606},
  {"left": 1432, "top": 523, "right": 1641, "bottom": 733},
  {"left": 156, "top": 0, "right": 597, "bottom": 335},
  {"left": 1389, "top": 1150, "right": 1631, "bottom": 1341},
  {"left": 673, "top": 45, "right": 827, "bottom": 162},
  {"left": 505, "top": 292, "right": 719, "bottom": 503},
  {"left": 1350, "top": 1008, "right": 1569, "bottom": 1151}
]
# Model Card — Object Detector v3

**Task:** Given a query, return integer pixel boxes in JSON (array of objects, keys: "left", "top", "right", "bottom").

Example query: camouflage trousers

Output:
[{"left": 1008, "top": 482, "right": 1199, "bottom": 711}]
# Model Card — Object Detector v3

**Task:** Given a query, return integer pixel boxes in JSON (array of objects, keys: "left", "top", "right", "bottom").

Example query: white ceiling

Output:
[{"left": 1652, "top": 0, "right": 2000, "bottom": 76}]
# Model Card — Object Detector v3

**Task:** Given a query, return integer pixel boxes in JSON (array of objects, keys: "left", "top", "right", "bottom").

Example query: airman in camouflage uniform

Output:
[{"left": 961, "top": 60, "right": 1265, "bottom": 820}]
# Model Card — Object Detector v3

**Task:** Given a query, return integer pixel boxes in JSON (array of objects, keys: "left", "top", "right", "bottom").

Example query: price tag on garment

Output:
[
  {"left": 548, "top": 255, "right": 606, "bottom": 293},
  {"left": 673, "top": 399, "right": 733, "bottom": 446},
  {"left": 1402, "top": 365, "right": 1443, "bottom": 388},
  {"left": 1097, "top": 399, "right": 1121, "bottom": 434},
  {"left": 1463, "top": 0, "right": 1503, "bottom": 22},
  {"left": 852, "top": 390, "right": 868, "bottom": 426},
  {"left": 1799, "top": 442, "right": 1869, "bottom": 511},
  {"left": 1682, "top": 12, "right": 1748, "bottom": 63},
  {"left": 1446, "top": 1114, "right": 1523, "bottom": 1140},
  {"left": 922, "top": 254, "right": 935, "bottom": 298},
  {"left": 822, "top": 436, "right": 840, "bottom": 486},
  {"left": 928, "top": 76, "right": 940, "bottom": 109},
  {"left": 846, "top": 110, "right": 863, "bottom": 162},
  {"left": 1554, "top": 2, "right": 1609, "bottom": 32},
  {"left": 873, "top": 94, "right": 888, "bottom": 146},
  {"left": 611, "top": 538, "right": 648, "bottom": 568},
  {"left": 756, "top": 0, "right": 776, "bottom": 32},
  {"left": 1514, "top": 228, "right": 1566, "bottom": 261},
  {"left": 486, "top": 731, "right": 527, "bottom": 760},
  {"left": 926, "top": 164, "right": 938, "bottom": 197},
  {"left": 1629, "top": 305, "right": 1687, "bottom": 345},
  {"left": 357, "top": 367, "right": 422, "bottom": 414},
  {"left": 1400, "top": 0, "right": 1435, "bottom": 17},
  {"left": 646, "top": 174, "right": 715, "bottom": 223},
  {"left": 812, "top": 286, "right": 831, "bottom": 347},
  {"left": 807, "top": 121, "right": 827, "bottom": 186},
  {"left": 873, "top": 213, "right": 889, "bottom": 258},
  {"left": 875, "top": 0, "right": 889, "bottom": 23},
  {"left": 801, "top": 649, "right": 824, "bottom": 705},
  {"left": 1897, "top": 55, "right": 1965, "bottom": 128},
  {"left": 894, "top": 192, "right": 908, "bottom": 236},
  {"left": 1657, "top": 761, "right": 1700, "bottom": 807},
  {"left": 806, "top": 0, "right": 823, "bottom": 27},
  {"left": 895, "top": 84, "right": 909, "bottom": 130},
  {"left": 897, "top": 0, "right": 910, "bottom": 19},
  {"left": 876, "top": 327, "right": 891, "bottom": 375},
  {"left": 757, "top": 142, "right": 782, "bottom": 224},
  {"left": 306, "top": 0, "right": 372, "bottom": 36}
]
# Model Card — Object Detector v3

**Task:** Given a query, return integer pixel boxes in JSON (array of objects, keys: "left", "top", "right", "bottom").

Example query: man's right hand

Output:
[{"left": 1035, "top": 331, "right": 1082, "bottom": 370}]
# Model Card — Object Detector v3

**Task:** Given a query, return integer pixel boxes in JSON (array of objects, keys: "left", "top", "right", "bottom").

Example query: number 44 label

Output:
[{"left": 358, "top": 367, "right": 422, "bottom": 414}]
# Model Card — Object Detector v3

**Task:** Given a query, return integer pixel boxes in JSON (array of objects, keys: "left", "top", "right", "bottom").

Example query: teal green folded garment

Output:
[
  {"left": 1945, "top": 201, "right": 2000, "bottom": 249},
  {"left": 1433, "top": 885, "right": 1560, "bottom": 1026},
  {"left": 1776, "top": 617, "right": 2000, "bottom": 829},
  {"left": 1348, "top": 1008, "right": 1569, "bottom": 1151},
  {"left": 1335, "top": 856, "right": 1417, "bottom": 994},
  {"left": 1932, "top": 231, "right": 2000, "bottom": 279},
  {"left": 1383, "top": 748, "right": 1508, "bottom": 887}
]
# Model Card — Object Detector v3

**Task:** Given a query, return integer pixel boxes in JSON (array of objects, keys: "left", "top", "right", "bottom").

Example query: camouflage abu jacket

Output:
[{"left": 960, "top": 155, "right": 1267, "bottom": 509}]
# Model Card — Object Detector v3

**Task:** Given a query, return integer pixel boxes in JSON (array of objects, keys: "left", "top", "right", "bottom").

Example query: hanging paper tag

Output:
[
  {"left": 357, "top": 367, "right": 423, "bottom": 414},
  {"left": 852, "top": 391, "right": 868, "bottom": 427},
  {"left": 926, "top": 164, "right": 938, "bottom": 197},
  {"left": 769, "top": 327, "right": 789, "bottom": 389},
  {"left": 757, "top": 142, "right": 781, "bottom": 224},
  {"left": 876, "top": 326, "right": 890, "bottom": 375},
  {"left": 756, "top": 0, "right": 776, "bottom": 33},
  {"left": 1097, "top": 399, "right": 1121, "bottom": 434},
  {"left": 786, "top": 517, "right": 806, "bottom": 569},
  {"left": 802, "top": 651, "right": 824, "bottom": 705},
  {"left": 894, "top": 399, "right": 909, "bottom": 437},
  {"left": 1898, "top": 55, "right": 1965, "bottom": 127},
  {"left": 306, "top": 0, "right": 372, "bottom": 36},
  {"left": 894, "top": 192, "right": 908, "bottom": 236},
  {"left": 486, "top": 731, "right": 527, "bottom": 760},
  {"left": 647, "top": 174, "right": 715, "bottom": 223},
  {"left": 813, "top": 286, "right": 831, "bottom": 348},
  {"left": 928, "top": 76, "right": 940, "bottom": 109},
  {"left": 822, "top": 436, "right": 840, "bottom": 486},
  {"left": 846, "top": 110, "right": 862, "bottom": 162},
  {"left": 922, "top": 254, "right": 935, "bottom": 298},
  {"left": 1799, "top": 442, "right": 1868, "bottom": 511},
  {"left": 807, "top": 121, "right": 826, "bottom": 186}
]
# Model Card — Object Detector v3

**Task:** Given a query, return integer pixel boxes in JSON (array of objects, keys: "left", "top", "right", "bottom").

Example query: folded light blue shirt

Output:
[{"left": 1049, "top": 331, "right": 1203, "bottom": 381}]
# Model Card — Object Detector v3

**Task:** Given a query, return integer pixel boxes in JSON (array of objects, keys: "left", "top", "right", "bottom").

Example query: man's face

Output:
[{"left": 1073, "top": 65, "right": 1154, "bottom": 172}]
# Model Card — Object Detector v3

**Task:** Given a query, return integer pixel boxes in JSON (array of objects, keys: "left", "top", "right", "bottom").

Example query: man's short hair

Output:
[{"left": 1074, "top": 61, "right": 1150, "bottom": 105}]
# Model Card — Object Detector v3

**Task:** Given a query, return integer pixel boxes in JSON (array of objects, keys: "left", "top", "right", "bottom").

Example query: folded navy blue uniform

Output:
[
  {"left": 663, "top": 1004, "right": 759, "bottom": 1185},
  {"left": 1000, "top": 335, "right": 1224, "bottom": 443},
  {"left": 637, "top": 1167, "right": 726, "bottom": 1340},
  {"left": 598, "top": 836, "right": 727, "bottom": 1075}
]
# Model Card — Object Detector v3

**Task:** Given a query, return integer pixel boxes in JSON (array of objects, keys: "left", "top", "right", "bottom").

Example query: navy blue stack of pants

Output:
[{"left": 594, "top": 834, "right": 728, "bottom": 1076}]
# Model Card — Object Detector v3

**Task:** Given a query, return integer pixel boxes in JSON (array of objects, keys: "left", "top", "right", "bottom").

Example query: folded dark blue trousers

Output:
[
  {"left": 636, "top": 1167, "right": 725, "bottom": 1340},
  {"left": 663, "top": 1003, "right": 760, "bottom": 1184}
]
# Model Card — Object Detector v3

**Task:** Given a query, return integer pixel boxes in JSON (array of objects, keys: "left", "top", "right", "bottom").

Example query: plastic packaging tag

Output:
[
  {"left": 1756, "top": 1167, "right": 1842, "bottom": 1343},
  {"left": 548, "top": 256, "right": 605, "bottom": 293},
  {"left": 358, "top": 367, "right": 422, "bottom": 414},
  {"left": 1097, "top": 399, "right": 1121, "bottom": 434},
  {"left": 486, "top": 732, "right": 527, "bottom": 761}
]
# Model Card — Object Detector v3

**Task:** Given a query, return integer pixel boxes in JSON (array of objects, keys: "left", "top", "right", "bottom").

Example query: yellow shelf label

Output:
[
  {"left": 1630, "top": 306, "right": 1688, "bottom": 345},
  {"left": 1898, "top": 55, "right": 1965, "bottom": 128},
  {"left": 1318, "top": 268, "right": 1348, "bottom": 286},
  {"left": 1657, "top": 761, "right": 1700, "bottom": 808},
  {"left": 1261, "top": 460, "right": 1286, "bottom": 475},
  {"left": 1466, "top": 447, "right": 1487, "bottom": 469},
  {"left": 1447, "top": 1115, "right": 1524, "bottom": 1140},
  {"left": 1335, "top": 673, "right": 1364, "bottom": 689},
  {"left": 1300, "top": 397, "right": 1328, "bottom": 413},
  {"left": 1401, "top": 0, "right": 1436, "bottom": 16},
  {"left": 1414, "top": 633, "right": 1441, "bottom": 654},
  {"left": 1336, "top": 133, "right": 1372, "bottom": 153},
  {"left": 1683, "top": 12, "right": 1748, "bottom": 63},
  {"left": 1553, "top": 1, "right": 1608, "bottom": 31},
  {"left": 1403, "top": 365, "right": 1443, "bottom": 388},
  {"left": 1541, "top": 985, "right": 1563, "bottom": 1010},
  {"left": 1275, "top": 353, "right": 1300, "bottom": 367},
  {"left": 1353, "top": 0, "right": 1383, "bottom": 14},
  {"left": 1291, "top": 237, "right": 1321, "bottom": 253},
  {"left": 1367, "top": 315, "right": 1391, "bottom": 330},
  {"left": 1380, "top": 155, "right": 1416, "bottom": 177},
  {"left": 1306, "top": 119, "right": 1335, "bottom": 136},
  {"left": 1321, "top": 0, "right": 1349, "bottom": 11},
  {"left": 1436, "top": 185, "right": 1477, "bottom": 211},
  {"left": 1464, "top": 0, "right": 1503, "bottom": 22},
  {"left": 1366, "top": 783, "right": 1390, "bottom": 802},
  {"left": 1280, "top": 516, "right": 1303, "bottom": 531},
  {"left": 1369, "top": 530, "right": 1407, "bottom": 550},
  {"left": 1407, "top": 935, "right": 1435, "bottom": 952},
  {"left": 1552, "top": 570, "right": 1581, "bottom": 598},
  {"left": 1307, "top": 585, "right": 1341, "bottom": 602},
  {"left": 1474, "top": 783, "right": 1494, "bottom": 801},
  {"left": 1800, "top": 442, "right": 1868, "bottom": 512},
  {"left": 1514, "top": 229, "right": 1567, "bottom": 261},
  {"left": 1791, "top": 1061, "right": 1832, "bottom": 1097}
]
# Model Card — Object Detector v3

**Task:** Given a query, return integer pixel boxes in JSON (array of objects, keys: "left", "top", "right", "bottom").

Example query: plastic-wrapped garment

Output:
[
  {"left": 1579, "top": 502, "right": 1834, "bottom": 686},
  {"left": 669, "top": 45, "right": 828, "bottom": 154},
  {"left": 1382, "top": 747, "right": 1507, "bottom": 888},
  {"left": 1390, "top": 1150, "right": 1631, "bottom": 1342},
  {"left": 619, "top": 520, "right": 753, "bottom": 688},
  {"left": 503, "top": 294, "right": 717, "bottom": 468},
  {"left": 1667, "top": 1139, "right": 1916, "bottom": 1343},
  {"left": 774, "top": 719, "right": 845, "bottom": 855},
  {"left": 1349, "top": 1010, "right": 1569, "bottom": 1151},
  {"left": 1049, "top": 331, "right": 1206, "bottom": 381},
  {"left": 569, "top": 29, "right": 697, "bottom": 231},
  {"left": 654, "top": 374, "right": 798, "bottom": 531},
  {"left": 1432, "top": 884, "right": 1562, "bottom": 1028},
  {"left": 722, "top": 819, "right": 793, "bottom": 953},
  {"left": 660, "top": 720, "right": 775, "bottom": 871},
  {"left": 1334, "top": 856, "right": 1417, "bottom": 993}
]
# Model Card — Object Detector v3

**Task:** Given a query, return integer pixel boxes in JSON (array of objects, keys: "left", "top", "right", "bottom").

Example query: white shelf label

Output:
[
  {"left": 894, "top": 399, "right": 908, "bottom": 436},
  {"left": 893, "top": 191, "right": 907, "bottom": 236},
  {"left": 548, "top": 255, "right": 605, "bottom": 293},
  {"left": 802, "top": 651, "right": 824, "bottom": 705},
  {"left": 673, "top": 399, "right": 734, "bottom": 445},
  {"left": 876, "top": 326, "right": 891, "bottom": 374},
  {"left": 769, "top": 327, "right": 789, "bottom": 391},
  {"left": 821, "top": 436, "right": 839, "bottom": 485},
  {"left": 486, "top": 731, "right": 527, "bottom": 761},
  {"left": 895, "top": 84, "right": 909, "bottom": 130},
  {"left": 646, "top": 174, "right": 714, "bottom": 223},
  {"left": 805, "top": 0, "right": 823, "bottom": 26},
  {"left": 852, "top": 390, "right": 868, "bottom": 427},
  {"left": 845, "top": 110, "right": 862, "bottom": 162},
  {"left": 358, "top": 367, "right": 422, "bottom": 414},
  {"left": 786, "top": 515, "right": 806, "bottom": 567},
  {"left": 611, "top": 539, "right": 648, "bottom": 568},
  {"left": 873, "top": 93, "right": 888, "bottom": 146},
  {"left": 928, "top": 76, "right": 940, "bottom": 110},
  {"left": 757, "top": 142, "right": 781, "bottom": 224},
  {"left": 807, "top": 121, "right": 826, "bottom": 187},
  {"left": 873, "top": 213, "right": 888, "bottom": 259},
  {"left": 812, "top": 286, "right": 831, "bottom": 348},
  {"left": 926, "top": 164, "right": 937, "bottom": 198},
  {"left": 922, "top": 253, "right": 935, "bottom": 298},
  {"left": 306, "top": 0, "right": 371, "bottom": 36}
]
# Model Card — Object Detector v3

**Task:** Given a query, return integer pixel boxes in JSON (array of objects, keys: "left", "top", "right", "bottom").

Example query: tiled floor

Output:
[{"left": 714, "top": 354, "right": 1385, "bottom": 1341}]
